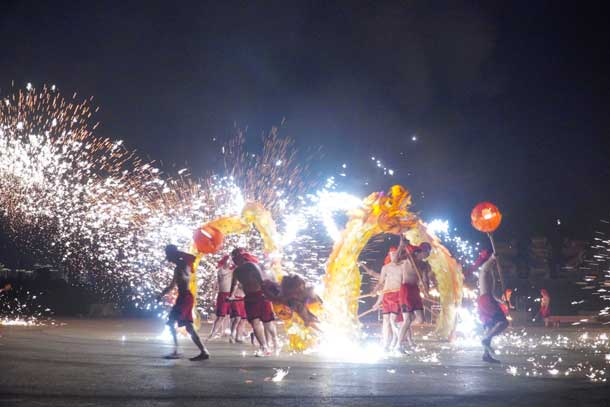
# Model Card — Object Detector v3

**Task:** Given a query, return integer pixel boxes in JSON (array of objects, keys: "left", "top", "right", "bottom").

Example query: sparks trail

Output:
[
  {"left": 0, "top": 85, "right": 266, "bottom": 313},
  {"left": 578, "top": 219, "right": 610, "bottom": 321},
  {"left": 223, "top": 126, "right": 310, "bottom": 219},
  {"left": 0, "top": 85, "right": 328, "bottom": 318}
]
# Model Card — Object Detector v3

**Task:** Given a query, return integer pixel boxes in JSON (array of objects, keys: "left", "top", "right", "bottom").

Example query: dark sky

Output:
[{"left": 1, "top": 0, "right": 609, "bottom": 241}]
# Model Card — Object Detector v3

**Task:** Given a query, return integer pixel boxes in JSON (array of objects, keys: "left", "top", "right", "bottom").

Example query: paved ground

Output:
[{"left": 0, "top": 319, "right": 608, "bottom": 406}]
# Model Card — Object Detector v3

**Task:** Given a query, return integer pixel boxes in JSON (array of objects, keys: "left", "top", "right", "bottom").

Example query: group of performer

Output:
[
  {"left": 360, "top": 235, "right": 431, "bottom": 353},
  {"left": 158, "top": 235, "right": 509, "bottom": 364},
  {"left": 159, "top": 244, "right": 323, "bottom": 360}
]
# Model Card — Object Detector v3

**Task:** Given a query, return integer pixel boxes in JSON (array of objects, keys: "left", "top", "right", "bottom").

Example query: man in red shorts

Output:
[
  {"left": 208, "top": 254, "right": 234, "bottom": 340},
  {"left": 397, "top": 237, "right": 428, "bottom": 350},
  {"left": 477, "top": 253, "right": 508, "bottom": 363},
  {"left": 229, "top": 248, "right": 278, "bottom": 356},
  {"left": 157, "top": 244, "right": 210, "bottom": 361},
  {"left": 370, "top": 246, "right": 403, "bottom": 351}
]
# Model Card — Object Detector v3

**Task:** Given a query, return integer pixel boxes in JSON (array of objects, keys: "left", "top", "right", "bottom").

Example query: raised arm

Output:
[{"left": 397, "top": 234, "right": 408, "bottom": 256}]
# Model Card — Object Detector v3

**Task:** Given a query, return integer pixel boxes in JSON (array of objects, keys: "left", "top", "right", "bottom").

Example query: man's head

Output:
[
  {"left": 231, "top": 248, "right": 259, "bottom": 266},
  {"left": 413, "top": 243, "right": 431, "bottom": 261},
  {"left": 280, "top": 274, "right": 307, "bottom": 300},
  {"left": 164, "top": 244, "right": 178, "bottom": 261},
  {"left": 387, "top": 246, "right": 399, "bottom": 264},
  {"left": 231, "top": 248, "right": 246, "bottom": 266}
]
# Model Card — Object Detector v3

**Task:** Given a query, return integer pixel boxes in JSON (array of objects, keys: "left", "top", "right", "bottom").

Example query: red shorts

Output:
[
  {"left": 244, "top": 290, "right": 275, "bottom": 323},
  {"left": 400, "top": 283, "right": 423, "bottom": 313},
  {"left": 168, "top": 291, "right": 194, "bottom": 327},
  {"left": 540, "top": 305, "right": 551, "bottom": 318},
  {"left": 478, "top": 294, "right": 507, "bottom": 328},
  {"left": 230, "top": 297, "right": 247, "bottom": 319},
  {"left": 382, "top": 291, "right": 401, "bottom": 314},
  {"left": 215, "top": 292, "right": 231, "bottom": 317}
]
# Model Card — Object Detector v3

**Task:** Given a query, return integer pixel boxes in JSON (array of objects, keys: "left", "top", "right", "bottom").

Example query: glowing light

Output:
[
  {"left": 426, "top": 219, "right": 449, "bottom": 235},
  {"left": 271, "top": 368, "right": 290, "bottom": 382}
]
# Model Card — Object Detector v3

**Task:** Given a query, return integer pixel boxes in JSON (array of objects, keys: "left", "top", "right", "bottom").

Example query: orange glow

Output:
[
  {"left": 192, "top": 225, "right": 224, "bottom": 254},
  {"left": 471, "top": 202, "right": 502, "bottom": 233}
]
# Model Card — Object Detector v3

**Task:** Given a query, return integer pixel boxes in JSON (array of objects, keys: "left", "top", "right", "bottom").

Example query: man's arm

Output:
[
  {"left": 397, "top": 234, "right": 408, "bottom": 257},
  {"left": 157, "top": 276, "right": 176, "bottom": 301},
  {"left": 422, "top": 266, "right": 431, "bottom": 293},
  {"left": 229, "top": 273, "right": 238, "bottom": 297}
]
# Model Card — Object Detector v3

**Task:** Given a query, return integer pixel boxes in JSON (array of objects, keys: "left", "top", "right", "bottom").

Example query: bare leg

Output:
[
  {"left": 236, "top": 319, "right": 247, "bottom": 341},
  {"left": 389, "top": 313, "right": 400, "bottom": 349},
  {"left": 162, "top": 321, "right": 182, "bottom": 359},
  {"left": 169, "top": 321, "right": 178, "bottom": 352},
  {"left": 230, "top": 317, "right": 242, "bottom": 342},
  {"left": 264, "top": 321, "right": 279, "bottom": 352},
  {"left": 221, "top": 316, "right": 230, "bottom": 336},
  {"left": 251, "top": 318, "right": 268, "bottom": 352},
  {"left": 185, "top": 323, "right": 209, "bottom": 354},
  {"left": 264, "top": 323, "right": 271, "bottom": 346},
  {"left": 482, "top": 320, "right": 508, "bottom": 362},
  {"left": 413, "top": 309, "right": 424, "bottom": 325},
  {"left": 208, "top": 315, "right": 227, "bottom": 339},
  {"left": 398, "top": 312, "right": 414, "bottom": 348},
  {"left": 483, "top": 320, "right": 508, "bottom": 346},
  {"left": 382, "top": 314, "right": 392, "bottom": 350}
]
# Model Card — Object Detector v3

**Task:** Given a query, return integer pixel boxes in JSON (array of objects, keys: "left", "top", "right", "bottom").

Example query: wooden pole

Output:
[
  {"left": 358, "top": 307, "right": 378, "bottom": 319},
  {"left": 487, "top": 232, "right": 508, "bottom": 306}
]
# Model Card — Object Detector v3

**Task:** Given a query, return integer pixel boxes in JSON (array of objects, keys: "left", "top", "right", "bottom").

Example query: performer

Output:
[
  {"left": 477, "top": 253, "right": 508, "bottom": 363},
  {"left": 265, "top": 273, "right": 322, "bottom": 330},
  {"left": 539, "top": 288, "right": 552, "bottom": 327},
  {"left": 397, "top": 239, "right": 428, "bottom": 350},
  {"left": 229, "top": 248, "right": 278, "bottom": 356},
  {"left": 371, "top": 246, "right": 404, "bottom": 351},
  {"left": 208, "top": 254, "right": 233, "bottom": 340},
  {"left": 157, "top": 244, "right": 210, "bottom": 361},
  {"left": 0, "top": 283, "right": 11, "bottom": 294}
]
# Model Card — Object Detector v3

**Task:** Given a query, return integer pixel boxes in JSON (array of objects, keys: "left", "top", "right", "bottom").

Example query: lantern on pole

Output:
[{"left": 471, "top": 202, "right": 507, "bottom": 303}]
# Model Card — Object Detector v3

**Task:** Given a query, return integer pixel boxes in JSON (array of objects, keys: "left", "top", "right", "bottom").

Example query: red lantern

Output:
[
  {"left": 193, "top": 225, "right": 224, "bottom": 254},
  {"left": 471, "top": 202, "right": 502, "bottom": 233}
]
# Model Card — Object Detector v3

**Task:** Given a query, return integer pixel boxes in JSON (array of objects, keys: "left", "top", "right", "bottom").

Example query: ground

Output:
[{"left": 0, "top": 319, "right": 608, "bottom": 406}]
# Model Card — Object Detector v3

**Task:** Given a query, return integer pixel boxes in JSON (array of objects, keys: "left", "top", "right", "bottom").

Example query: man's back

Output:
[
  {"left": 173, "top": 252, "right": 195, "bottom": 293},
  {"left": 234, "top": 262, "right": 264, "bottom": 293}
]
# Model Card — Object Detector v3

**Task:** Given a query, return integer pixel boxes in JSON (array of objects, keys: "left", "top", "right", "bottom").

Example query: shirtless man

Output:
[
  {"left": 371, "top": 245, "right": 405, "bottom": 351},
  {"left": 477, "top": 253, "right": 508, "bottom": 363},
  {"left": 208, "top": 255, "right": 233, "bottom": 340},
  {"left": 397, "top": 238, "right": 427, "bottom": 350},
  {"left": 157, "top": 244, "right": 210, "bottom": 361},
  {"left": 229, "top": 248, "right": 278, "bottom": 356}
]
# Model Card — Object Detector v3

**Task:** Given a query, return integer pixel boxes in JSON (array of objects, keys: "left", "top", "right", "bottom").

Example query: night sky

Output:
[{"left": 1, "top": 1, "right": 609, "bottom": 241}]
